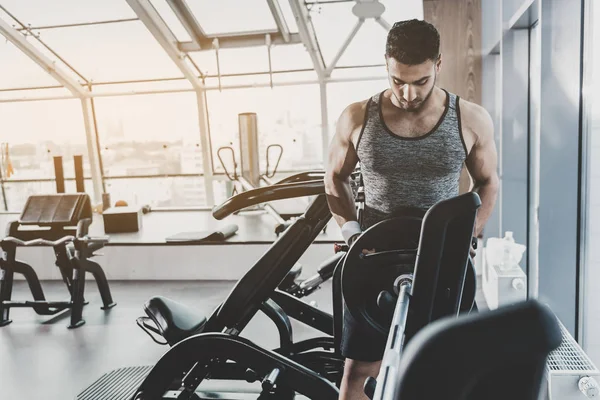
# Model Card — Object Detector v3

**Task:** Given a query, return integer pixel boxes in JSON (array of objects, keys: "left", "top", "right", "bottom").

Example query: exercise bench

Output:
[{"left": 0, "top": 194, "right": 116, "bottom": 328}]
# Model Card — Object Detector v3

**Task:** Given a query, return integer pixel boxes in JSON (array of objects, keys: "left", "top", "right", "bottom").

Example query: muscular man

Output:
[{"left": 324, "top": 20, "right": 499, "bottom": 400}]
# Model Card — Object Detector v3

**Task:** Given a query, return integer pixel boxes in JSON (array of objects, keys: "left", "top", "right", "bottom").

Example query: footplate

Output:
[
  {"left": 78, "top": 365, "right": 317, "bottom": 400},
  {"left": 77, "top": 366, "right": 153, "bottom": 400}
]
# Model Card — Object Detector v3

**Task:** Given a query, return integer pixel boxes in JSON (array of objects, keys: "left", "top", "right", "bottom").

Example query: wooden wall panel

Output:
[
  {"left": 423, "top": 0, "right": 482, "bottom": 104},
  {"left": 423, "top": 0, "right": 482, "bottom": 194}
]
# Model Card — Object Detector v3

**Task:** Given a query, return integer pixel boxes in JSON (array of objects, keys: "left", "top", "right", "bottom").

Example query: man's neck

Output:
[{"left": 389, "top": 86, "right": 444, "bottom": 118}]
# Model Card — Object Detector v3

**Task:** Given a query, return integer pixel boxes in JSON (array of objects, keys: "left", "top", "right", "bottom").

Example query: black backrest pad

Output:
[
  {"left": 19, "top": 194, "right": 92, "bottom": 226},
  {"left": 216, "top": 194, "right": 332, "bottom": 331},
  {"left": 406, "top": 192, "right": 481, "bottom": 342},
  {"left": 395, "top": 300, "right": 562, "bottom": 400}
]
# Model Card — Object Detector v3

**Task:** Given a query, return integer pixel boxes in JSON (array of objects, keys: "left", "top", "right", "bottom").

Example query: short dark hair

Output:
[{"left": 386, "top": 19, "right": 440, "bottom": 65}]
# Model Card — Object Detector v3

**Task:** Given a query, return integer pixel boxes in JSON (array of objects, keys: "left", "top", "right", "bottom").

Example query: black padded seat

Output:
[
  {"left": 144, "top": 296, "right": 207, "bottom": 345},
  {"left": 392, "top": 300, "right": 562, "bottom": 400},
  {"left": 278, "top": 262, "right": 303, "bottom": 291}
]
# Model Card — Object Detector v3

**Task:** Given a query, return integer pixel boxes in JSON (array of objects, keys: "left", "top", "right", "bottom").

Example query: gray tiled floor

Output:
[
  {"left": 0, "top": 280, "right": 334, "bottom": 400},
  {"left": 0, "top": 278, "right": 487, "bottom": 400}
]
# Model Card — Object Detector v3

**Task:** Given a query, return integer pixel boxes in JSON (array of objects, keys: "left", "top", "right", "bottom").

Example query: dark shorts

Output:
[
  {"left": 340, "top": 301, "right": 479, "bottom": 362},
  {"left": 340, "top": 302, "right": 386, "bottom": 362}
]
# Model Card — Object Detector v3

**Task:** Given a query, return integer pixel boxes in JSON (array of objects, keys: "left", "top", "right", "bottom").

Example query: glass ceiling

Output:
[
  {"left": 0, "top": 0, "right": 423, "bottom": 94},
  {"left": 0, "top": 38, "right": 62, "bottom": 88},
  {"left": 149, "top": 0, "right": 193, "bottom": 42},
  {"left": 34, "top": 21, "right": 185, "bottom": 82},
  {"left": 0, "top": 0, "right": 136, "bottom": 26},
  {"left": 187, "top": 0, "right": 279, "bottom": 35}
]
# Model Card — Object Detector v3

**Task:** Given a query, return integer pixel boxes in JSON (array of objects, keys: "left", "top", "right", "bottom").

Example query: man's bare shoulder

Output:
[
  {"left": 338, "top": 100, "right": 369, "bottom": 142},
  {"left": 458, "top": 98, "right": 494, "bottom": 143}
]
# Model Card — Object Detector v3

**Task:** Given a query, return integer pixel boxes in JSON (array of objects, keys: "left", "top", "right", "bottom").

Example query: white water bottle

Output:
[{"left": 500, "top": 231, "right": 516, "bottom": 271}]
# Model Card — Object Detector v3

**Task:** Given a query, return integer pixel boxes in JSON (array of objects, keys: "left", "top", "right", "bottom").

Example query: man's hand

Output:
[
  {"left": 470, "top": 236, "right": 477, "bottom": 258},
  {"left": 362, "top": 248, "right": 376, "bottom": 255},
  {"left": 470, "top": 245, "right": 476, "bottom": 258}
]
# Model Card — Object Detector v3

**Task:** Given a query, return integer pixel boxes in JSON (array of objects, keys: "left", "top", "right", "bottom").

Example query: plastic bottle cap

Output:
[{"left": 512, "top": 279, "right": 525, "bottom": 291}]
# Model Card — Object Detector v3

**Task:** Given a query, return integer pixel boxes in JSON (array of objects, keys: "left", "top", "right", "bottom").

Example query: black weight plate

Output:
[{"left": 341, "top": 216, "right": 423, "bottom": 337}]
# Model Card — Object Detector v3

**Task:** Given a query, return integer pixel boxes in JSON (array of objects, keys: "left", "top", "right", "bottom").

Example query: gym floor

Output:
[{"left": 0, "top": 278, "right": 488, "bottom": 399}]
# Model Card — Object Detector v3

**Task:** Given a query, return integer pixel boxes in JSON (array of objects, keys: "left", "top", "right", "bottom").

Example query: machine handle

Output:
[
  {"left": 1, "top": 235, "right": 75, "bottom": 247},
  {"left": 212, "top": 179, "right": 325, "bottom": 220},
  {"left": 217, "top": 146, "right": 238, "bottom": 181},
  {"left": 275, "top": 170, "right": 325, "bottom": 185},
  {"left": 136, "top": 317, "right": 168, "bottom": 345},
  {"left": 359, "top": 249, "right": 418, "bottom": 264},
  {"left": 265, "top": 144, "right": 283, "bottom": 178}
]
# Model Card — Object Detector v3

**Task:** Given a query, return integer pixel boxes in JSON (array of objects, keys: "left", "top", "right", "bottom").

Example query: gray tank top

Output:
[{"left": 356, "top": 89, "right": 468, "bottom": 229}]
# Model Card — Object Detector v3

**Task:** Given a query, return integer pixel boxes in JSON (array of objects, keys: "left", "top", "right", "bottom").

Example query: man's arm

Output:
[
  {"left": 324, "top": 102, "right": 364, "bottom": 243},
  {"left": 464, "top": 105, "right": 500, "bottom": 237}
]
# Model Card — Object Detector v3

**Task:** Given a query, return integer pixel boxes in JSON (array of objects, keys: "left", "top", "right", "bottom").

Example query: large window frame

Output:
[
  {"left": 0, "top": 0, "right": 398, "bottom": 211},
  {"left": 579, "top": 0, "right": 597, "bottom": 354}
]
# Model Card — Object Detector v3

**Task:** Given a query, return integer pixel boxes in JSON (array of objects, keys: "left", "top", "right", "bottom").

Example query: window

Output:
[
  {"left": 34, "top": 21, "right": 184, "bottom": 82},
  {"left": 206, "top": 85, "right": 323, "bottom": 176},
  {"left": 0, "top": 0, "right": 136, "bottom": 27},
  {"left": 0, "top": 39, "right": 61, "bottom": 89},
  {"left": 0, "top": 99, "right": 90, "bottom": 180},
  {"left": 104, "top": 176, "right": 206, "bottom": 208},
  {"left": 583, "top": 0, "right": 600, "bottom": 365},
  {"left": 93, "top": 92, "right": 204, "bottom": 178},
  {"left": 310, "top": 0, "right": 423, "bottom": 70},
  {"left": 327, "top": 80, "right": 388, "bottom": 134},
  {"left": 186, "top": 0, "right": 277, "bottom": 35},
  {"left": 2, "top": 181, "right": 55, "bottom": 212},
  {"left": 148, "top": 0, "right": 193, "bottom": 42}
]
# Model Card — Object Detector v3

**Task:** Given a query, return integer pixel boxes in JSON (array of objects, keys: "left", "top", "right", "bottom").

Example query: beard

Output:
[{"left": 393, "top": 75, "right": 437, "bottom": 112}]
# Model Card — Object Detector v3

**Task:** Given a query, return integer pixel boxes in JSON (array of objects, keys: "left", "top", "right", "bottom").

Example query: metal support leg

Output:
[
  {"left": 80, "top": 258, "right": 116, "bottom": 310},
  {"left": 13, "top": 261, "right": 49, "bottom": 313},
  {"left": 55, "top": 246, "right": 74, "bottom": 295},
  {"left": 132, "top": 333, "right": 339, "bottom": 399},
  {"left": 319, "top": 81, "right": 330, "bottom": 167},
  {"left": 332, "top": 256, "right": 344, "bottom": 354},
  {"left": 260, "top": 299, "right": 293, "bottom": 355},
  {"left": 68, "top": 258, "right": 86, "bottom": 329},
  {"left": 0, "top": 259, "right": 14, "bottom": 326}
]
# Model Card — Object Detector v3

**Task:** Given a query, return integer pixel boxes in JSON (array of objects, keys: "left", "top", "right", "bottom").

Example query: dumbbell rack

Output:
[{"left": 0, "top": 194, "right": 116, "bottom": 329}]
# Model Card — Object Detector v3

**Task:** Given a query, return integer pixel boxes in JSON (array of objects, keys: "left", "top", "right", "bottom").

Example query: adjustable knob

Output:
[
  {"left": 579, "top": 376, "right": 599, "bottom": 398},
  {"left": 262, "top": 368, "right": 281, "bottom": 393},
  {"left": 244, "top": 368, "right": 258, "bottom": 383}
]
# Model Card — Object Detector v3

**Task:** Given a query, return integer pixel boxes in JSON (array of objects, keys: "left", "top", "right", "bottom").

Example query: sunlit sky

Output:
[
  {"left": 1, "top": 0, "right": 599, "bottom": 150},
  {"left": 0, "top": 0, "right": 424, "bottom": 148}
]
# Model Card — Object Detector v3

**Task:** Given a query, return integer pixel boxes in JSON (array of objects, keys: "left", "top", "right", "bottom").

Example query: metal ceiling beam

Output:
[
  {"left": 375, "top": 16, "right": 391, "bottom": 31},
  {"left": 0, "top": 75, "right": 389, "bottom": 102},
  {"left": 127, "top": 0, "right": 213, "bottom": 205},
  {"left": 288, "top": 0, "right": 326, "bottom": 79},
  {"left": 126, "top": 0, "right": 203, "bottom": 90},
  {"left": 166, "top": 0, "right": 207, "bottom": 47},
  {"left": 167, "top": 0, "right": 296, "bottom": 51},
  {"left": 0, "top": 16, "right": 88, "bottom": 98},
  {"left": 80, "top": 98, "right": 104, "bottom": 203},
  {"left": 267, "top": 0, "right": 291, "bottom": 43},
  {"left": 179, "top": 32, "right": 301, "bottom": 52},
  {"left": 325, "top": 18, "right": 364, "bottom": 76}
]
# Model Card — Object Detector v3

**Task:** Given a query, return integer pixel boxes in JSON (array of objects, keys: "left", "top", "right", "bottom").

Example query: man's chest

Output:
[{"left": 383, "top": 111, "right": 443, "bottom": 138}]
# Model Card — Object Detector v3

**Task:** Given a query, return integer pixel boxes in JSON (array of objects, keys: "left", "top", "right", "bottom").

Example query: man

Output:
[{"left": 324, "top": 19, "right": 499, "bottom": 400}]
